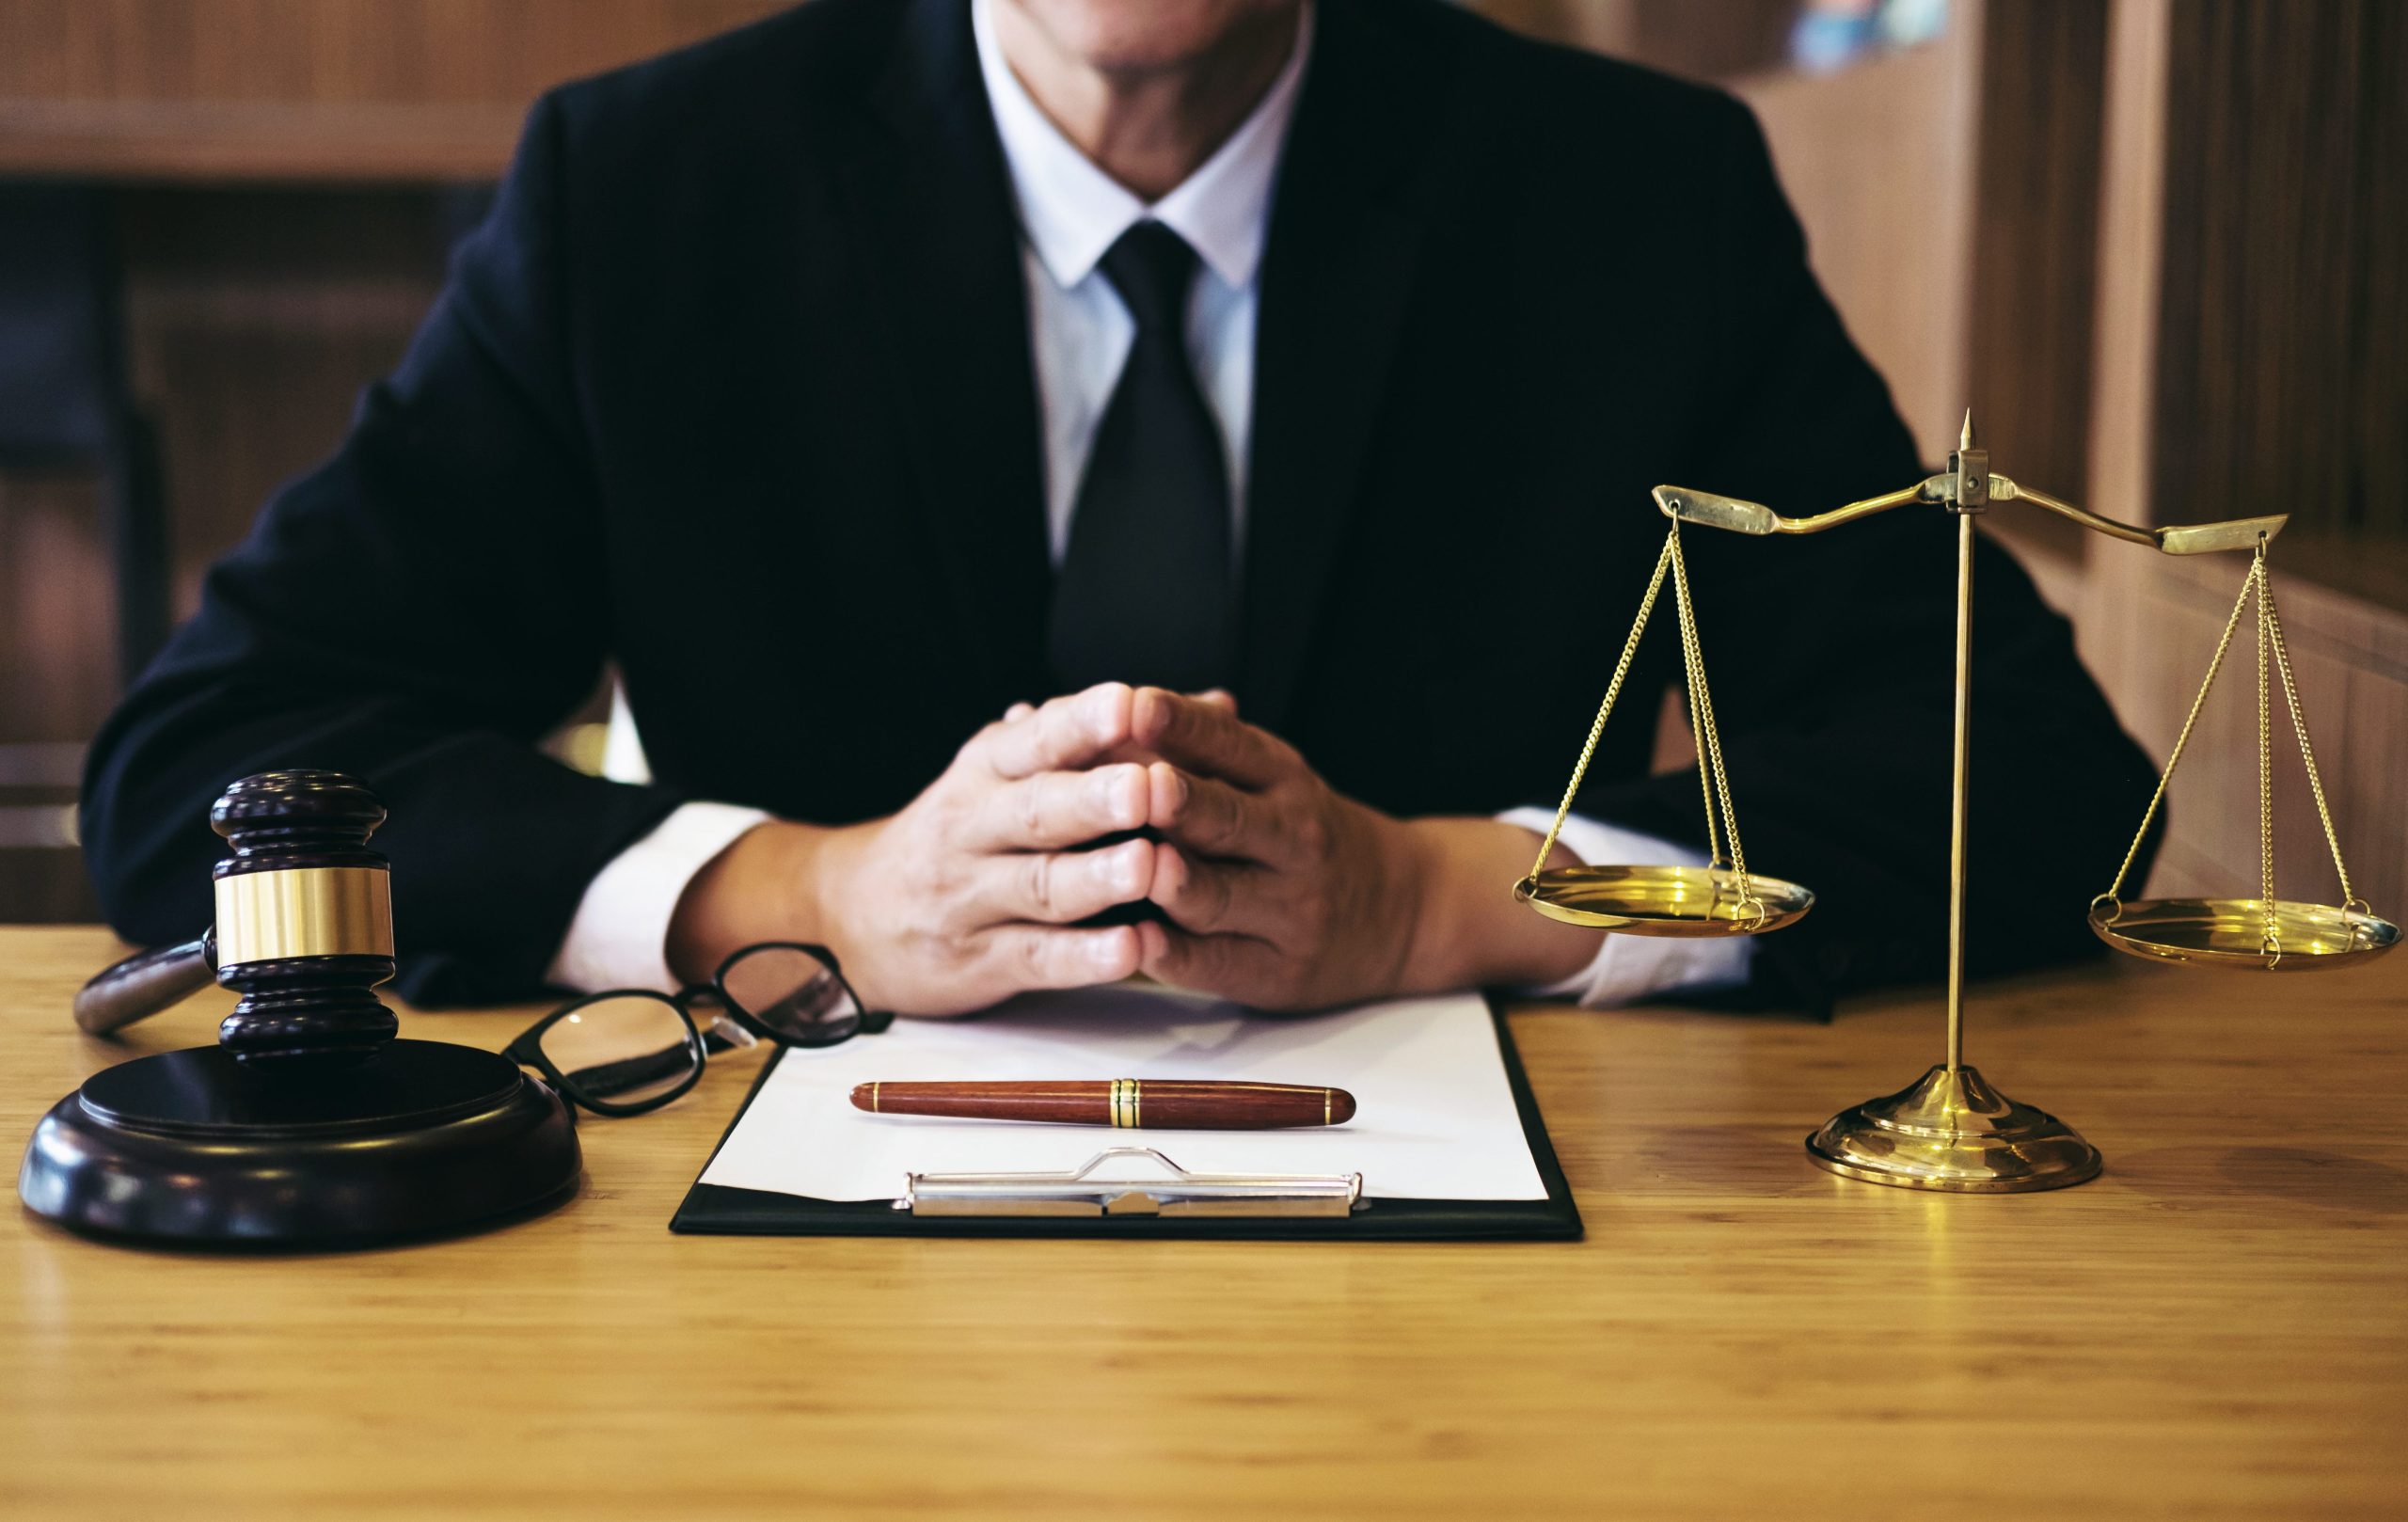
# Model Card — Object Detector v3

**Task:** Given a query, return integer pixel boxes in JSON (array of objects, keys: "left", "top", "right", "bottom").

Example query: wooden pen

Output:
[{"left": 849, "top": 1079, "right": 1356, "bottom": 1129}]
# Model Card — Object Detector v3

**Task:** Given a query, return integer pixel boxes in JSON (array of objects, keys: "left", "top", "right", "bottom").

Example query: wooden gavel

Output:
[
  {"left": 31, "top": 769, "right": 584, "bottom": 1247},
  {"left": 74, "top": 769, "right": 401, "bottom": 1068}
]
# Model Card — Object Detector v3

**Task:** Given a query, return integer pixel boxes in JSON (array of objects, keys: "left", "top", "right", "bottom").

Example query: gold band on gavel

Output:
[
  {"left": 213, "top": 865, "right": 394, "bottom": 966},
  {"left": 1109, "top": 1078, "right": 1142, "bottom": 1129}
]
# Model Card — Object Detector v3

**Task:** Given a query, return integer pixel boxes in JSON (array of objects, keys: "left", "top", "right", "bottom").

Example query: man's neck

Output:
[{"left": 990, "top": 3, "right": 1302, "bottom": 202}]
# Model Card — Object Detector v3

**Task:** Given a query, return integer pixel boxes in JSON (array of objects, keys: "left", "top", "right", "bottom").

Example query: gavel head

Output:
[{"left": 210, "top": 770, "right": 398, "bottom": 1068}]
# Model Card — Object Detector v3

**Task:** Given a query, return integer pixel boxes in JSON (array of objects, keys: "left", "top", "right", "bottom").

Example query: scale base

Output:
[
  {"left": 1805, "top": 1064, "right": 2100, "bottom": 1193},
  {"left": 19, "top": 1039, "right": 581, "bottom": 1248}
]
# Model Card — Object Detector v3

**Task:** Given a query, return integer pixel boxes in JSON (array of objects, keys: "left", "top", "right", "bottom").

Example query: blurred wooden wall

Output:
[
  {"left": 2155, "top": 0, "right": 2408, "bottom": 584},
  {"left": 0, "top": 0, "right": 788, "bottom": 179},
  {"left": 0, "top": 1, "right": 787, "bottom": 920}
]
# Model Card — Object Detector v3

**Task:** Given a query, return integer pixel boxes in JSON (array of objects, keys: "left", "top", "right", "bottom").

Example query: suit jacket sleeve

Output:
[
  {"left": 1570, "top": 97, "right": 2162, "bottom": 1012},
  {"left": 79, "top": 95, "right": 689, "bottom": 1006}
]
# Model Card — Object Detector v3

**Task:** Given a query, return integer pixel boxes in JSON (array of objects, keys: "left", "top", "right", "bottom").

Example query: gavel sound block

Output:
[{"left": 18, "top": 771, "right": 581, "bottom": 1247}]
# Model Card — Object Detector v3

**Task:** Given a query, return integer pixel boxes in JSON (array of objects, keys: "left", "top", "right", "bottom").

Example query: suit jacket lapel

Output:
[
  {"left": 1241, "top": 0, "right": 1458, "bottom": 732},
  {"left": 841, "top": 0, "right": 1053, "bottom": 701}
]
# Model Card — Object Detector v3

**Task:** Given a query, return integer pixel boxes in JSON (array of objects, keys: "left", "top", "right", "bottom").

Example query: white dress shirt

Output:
[{"left": 546, "top": 0, "right": 1751, "bottom": 1007}]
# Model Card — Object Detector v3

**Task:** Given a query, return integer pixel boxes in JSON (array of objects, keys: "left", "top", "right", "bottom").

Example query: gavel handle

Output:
[{"left": 73, "top": 933, "right": 216, "bottom": 1036}]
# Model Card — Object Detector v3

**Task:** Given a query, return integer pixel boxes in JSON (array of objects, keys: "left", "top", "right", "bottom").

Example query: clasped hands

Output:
[{"left": 669, "top": 683, "right": 1595, "bottom": 1015}]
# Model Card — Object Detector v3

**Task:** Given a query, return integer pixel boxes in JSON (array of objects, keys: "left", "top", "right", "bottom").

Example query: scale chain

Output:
[
  {"left": 2260, "top": 564, "right": 2360, "bottom": 908},
  {"left": 1523, "top": 529, "right": 1677, "bottom": 883},
  {"left": 1667, "top": 527, "right": 1756, "bottom": 918},
  {"left": 2098, "top": 540, "right": 2368, "bottom": 963},
  {"left": 2099, "top": 546, "right": 2258, "bottom": 906},
  {"left": 1671, "top": 531, "right": 1723, "bottom": 871},
  {"left": 2257, "top": 552, "right": 2276, "bottom": 955}
]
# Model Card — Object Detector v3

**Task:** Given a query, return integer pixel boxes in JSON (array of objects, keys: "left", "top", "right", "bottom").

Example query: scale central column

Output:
[
  {"left": 1802, "top": 423, "right": 2101, "bottom": 1191},
  {"left": 1946, "top": 512, "right": 1973, "bottom": 1074}
]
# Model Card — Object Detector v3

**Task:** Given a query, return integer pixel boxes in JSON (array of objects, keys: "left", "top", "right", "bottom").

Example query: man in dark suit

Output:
[{"left": 80, "top": 0, "right": 2155, "bottom": 1016}]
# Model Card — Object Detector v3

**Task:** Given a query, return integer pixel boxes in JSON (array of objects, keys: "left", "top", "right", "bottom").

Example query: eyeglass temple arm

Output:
[{"left": 559, "top": 1044, "right": 706, "bottom": 1102}]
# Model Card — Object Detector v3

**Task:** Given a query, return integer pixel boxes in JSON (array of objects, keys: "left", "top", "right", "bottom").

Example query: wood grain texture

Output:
[
  {"left": 1966, "top": 0, "right": 2107, "bottom": 564},
  {"left": 0, "top": 0, "right": 791, "bottom": 181},
  {"left": 3, "top": 925, "right": 2402, "bottom": 1520},
  {"left": 0, "top": 477, "right": 111, "bottom": 923},
  {"left": 2156, "top": 0, "right": 2408, "bottom": 554}
]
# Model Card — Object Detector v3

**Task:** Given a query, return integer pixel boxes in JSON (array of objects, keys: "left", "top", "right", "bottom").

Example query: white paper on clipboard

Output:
[{"left": 695, "top": 985, "right": 1549, "bottom": 1203}]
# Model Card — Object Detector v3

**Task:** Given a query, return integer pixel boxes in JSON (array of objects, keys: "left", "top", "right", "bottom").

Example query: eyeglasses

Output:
[{"left": 505, "top": 942, "right": 891, "bottom": 1117}]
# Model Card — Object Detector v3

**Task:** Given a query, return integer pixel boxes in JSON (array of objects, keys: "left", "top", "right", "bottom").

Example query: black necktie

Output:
[{"left": 1049, "top": 221, "right": 1236, "bottom": 694}]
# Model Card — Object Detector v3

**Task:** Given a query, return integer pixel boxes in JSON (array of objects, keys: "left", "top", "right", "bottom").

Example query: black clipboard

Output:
[{"left": 670, "top": 995, "right": 1581, "bottom": 1241}]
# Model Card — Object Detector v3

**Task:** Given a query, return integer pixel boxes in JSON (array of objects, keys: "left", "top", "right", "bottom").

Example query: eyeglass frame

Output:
[{"left": 504, "top": 941, "right": 893, "bottom": 1118}]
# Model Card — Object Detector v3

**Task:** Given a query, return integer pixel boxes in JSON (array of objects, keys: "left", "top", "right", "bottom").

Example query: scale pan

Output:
[
  {"left": 1516, "top": 864, "right": 1813, "bottom": 937},
  {"left": 2089, "top": 896, "right": 2399, "bottom": 970}
]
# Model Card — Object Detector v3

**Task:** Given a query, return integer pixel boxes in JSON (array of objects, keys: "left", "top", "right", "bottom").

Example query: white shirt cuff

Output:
[
  {"left": 545, "top": 801, "right": 773, "bottom": 994},
  {"left": 1497, "top": 805, "right": 1756, "bottom": 1007}
]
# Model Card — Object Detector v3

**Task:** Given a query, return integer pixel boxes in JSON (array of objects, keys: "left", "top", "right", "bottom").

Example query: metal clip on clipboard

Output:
[{"left": 901, "top": 1147, "right": 1364, "bottom": 1218}]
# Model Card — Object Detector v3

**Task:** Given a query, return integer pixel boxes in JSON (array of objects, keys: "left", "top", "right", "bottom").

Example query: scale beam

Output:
[
  {"left": 1654, "top": 474, "right": 2288, "bottom": 555},
  {"left": 1988, "top": 478, "right": 2288, "bottom": 554}
]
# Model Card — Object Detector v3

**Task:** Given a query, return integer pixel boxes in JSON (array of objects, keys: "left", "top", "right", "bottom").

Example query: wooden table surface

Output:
[{"left": 3, "top": 924, "right": 2403, "bottom": 1520}]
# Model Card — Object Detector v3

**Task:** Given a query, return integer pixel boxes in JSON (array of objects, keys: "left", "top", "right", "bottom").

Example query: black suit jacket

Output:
[{"left": 82, "top": 0, "right": 2158, "bottom": 1008}]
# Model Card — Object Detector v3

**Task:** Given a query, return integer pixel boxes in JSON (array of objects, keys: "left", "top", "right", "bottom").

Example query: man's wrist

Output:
[
  {"left": 667, "top": 817, "right": 836, "bottom": 985},
  {"left": 1400, "top": 816, "right": 1595, "bottom": 992},
  {"left": 547, "top": 801, "right": 771, "bottom": 994}
]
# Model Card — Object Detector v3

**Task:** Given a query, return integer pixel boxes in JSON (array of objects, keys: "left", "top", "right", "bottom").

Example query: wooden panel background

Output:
[
  {"left": 2142, "top": 0, "right": 2404, "bottom": 912},
  {"left": 1481, "top": 0, "right": 1799, "bottom": 85},
  {"left": 0, "top": 473, "right": 110, "bottom": 920},
  {"left": 2155, "top": 0, "right": 2408, "bottom": 560},
  {"left": 115, "top": 189, "right": 464, "bottom": 612},
  {"left": 1965, "top": 0, "right": 2107, "bottom": 560},
  {"left": 0, "top": 4, "right": 791, "bottom": 918},
  {"left": 2061, "top": 0, "right": 2406, "bottom": 917},
  {"left": 0, "top": 0, "right": 791, "bottom": 180}
]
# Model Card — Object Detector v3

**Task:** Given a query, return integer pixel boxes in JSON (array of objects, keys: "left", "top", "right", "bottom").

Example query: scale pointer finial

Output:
[{"left": 1960, "top": 408, "right": 1975, "bottom": 452}]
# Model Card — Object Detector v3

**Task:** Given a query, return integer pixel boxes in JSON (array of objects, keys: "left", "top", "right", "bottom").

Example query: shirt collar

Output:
[{"left": 973, "top": 0, "right": 1312, "bottom": 293}]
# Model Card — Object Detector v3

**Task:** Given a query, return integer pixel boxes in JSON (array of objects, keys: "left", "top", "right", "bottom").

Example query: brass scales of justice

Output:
[{"left": 1515, "top": 414, "right": 2400, "bottom": 1194}]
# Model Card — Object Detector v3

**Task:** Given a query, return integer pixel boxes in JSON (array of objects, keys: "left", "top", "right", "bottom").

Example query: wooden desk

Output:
[{"left": 3, "top": 926, "right": 2401, "bottom": 1519}]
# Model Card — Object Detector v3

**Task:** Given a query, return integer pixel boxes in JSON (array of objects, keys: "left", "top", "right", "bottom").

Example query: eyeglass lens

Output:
[
  {"left": 535, "top": 994, "right": 701, "bottom": 1106},
  {"left": 721, "top": 945, "right": 861, "bottom": 1042}
]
